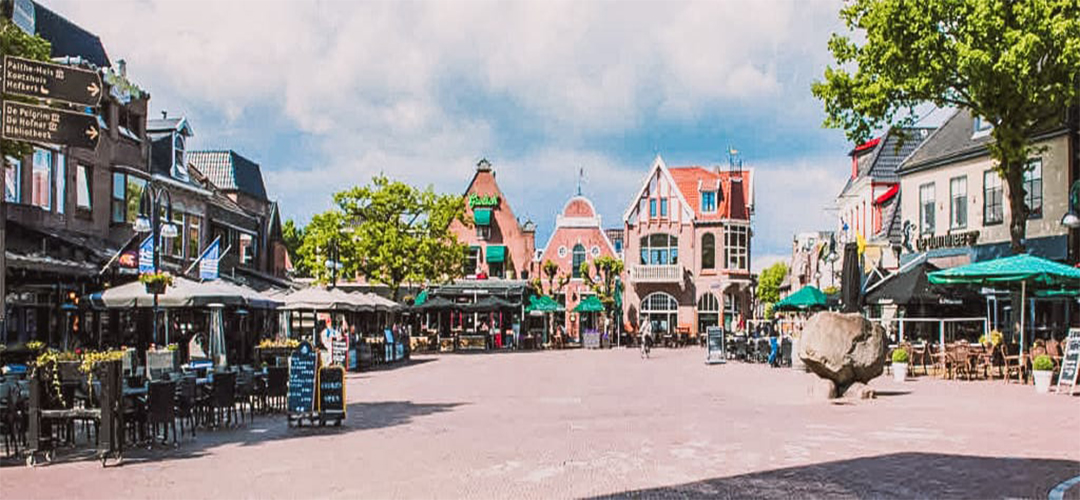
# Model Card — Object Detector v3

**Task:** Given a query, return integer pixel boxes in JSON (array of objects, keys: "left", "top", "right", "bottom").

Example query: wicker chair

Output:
[
  {"left": 147, "top": 381, "right": 177, "bottom": 445},
  {"left": 1000, "top": 343, "right": 1025, "bottom": 384}
]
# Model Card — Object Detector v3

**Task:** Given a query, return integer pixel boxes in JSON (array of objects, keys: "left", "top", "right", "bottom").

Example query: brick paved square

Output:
[{"left": 3, "top": 349, "right": 1078, "bottom": 499}]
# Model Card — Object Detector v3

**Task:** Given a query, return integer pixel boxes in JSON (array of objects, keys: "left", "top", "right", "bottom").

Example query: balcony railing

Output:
[{"left": 630, "top": 264, "right": 683, "bottom": 283}]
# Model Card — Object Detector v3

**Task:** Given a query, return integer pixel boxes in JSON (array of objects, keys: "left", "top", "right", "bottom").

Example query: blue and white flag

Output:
[
  {"left": 138, "top": 236, "right": 154, "bottom": 273},
  {"left": 199, "top": 237, "right": 221, "bottom": 281}
]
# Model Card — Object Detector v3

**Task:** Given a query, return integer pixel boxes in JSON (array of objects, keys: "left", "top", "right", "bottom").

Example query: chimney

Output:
[
  {"left": 161, "top": 111, "right": 168, "bottom": 120},
  {"left": 118, "top": 59, "right": 127, "bottom": 77}
]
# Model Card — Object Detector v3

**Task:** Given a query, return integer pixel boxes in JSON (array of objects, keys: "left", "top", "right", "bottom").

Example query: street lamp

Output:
[
  {"left": 134, "top": 184, "right": 178, "bottom": 347},
  {"left": 1061, "top": 180, "right": 1080, "bottom": 229}
]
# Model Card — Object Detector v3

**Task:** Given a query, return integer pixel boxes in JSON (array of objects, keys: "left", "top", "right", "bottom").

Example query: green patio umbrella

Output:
[
  {"left": 525, "top": 295, "right": 563, "bottom": 312},
  {"left": 573, "top": 295, "right": 605, "bottom": 313},
  {"left": 774, "top": 286, "right": 828, "bottom": 311},
  {"left": 928, "top": 253, "right": 1080, "bottom": 357}
]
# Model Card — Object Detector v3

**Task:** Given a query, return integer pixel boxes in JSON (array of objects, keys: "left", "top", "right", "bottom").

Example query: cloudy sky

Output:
[{"left": 50, "top": 0, "right": 864, "bottom": 271}]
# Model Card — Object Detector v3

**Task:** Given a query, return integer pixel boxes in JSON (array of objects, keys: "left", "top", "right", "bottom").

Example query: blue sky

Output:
[{"left": 53, "top": 0, "right": 866, "bottom": 271}]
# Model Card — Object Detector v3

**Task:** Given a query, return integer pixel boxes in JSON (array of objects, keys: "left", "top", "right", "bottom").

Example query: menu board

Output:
[
  {"left": 1057, "top": 328, "right": 1080, "bottom": 394},
  {"left": 319, "top": 366, "right": 346, "bottom": 416},
  {"left": 332, "top": 338, "right": 348, "bottom": 367},
  {"left": 583, "top": 330, "right": 601, "bottom": 349},
  {"left": 287, "top": 341, "right": 318, "bottom": 414},
  {"left": 706, "top": 326, "right": 726, "bottom": 364}
]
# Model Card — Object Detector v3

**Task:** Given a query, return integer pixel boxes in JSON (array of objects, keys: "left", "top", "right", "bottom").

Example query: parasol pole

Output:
[{"left": 1019, "top": 280, "right": 1026, "bottom": 361}]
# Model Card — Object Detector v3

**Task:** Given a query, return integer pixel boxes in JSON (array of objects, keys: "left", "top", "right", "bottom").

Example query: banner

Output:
[
  {"left": 199, "top": 237, "right": 221, "bottom": 281},
  {"left": 138, "top": 236, "right": 154, "bottom": 273}
]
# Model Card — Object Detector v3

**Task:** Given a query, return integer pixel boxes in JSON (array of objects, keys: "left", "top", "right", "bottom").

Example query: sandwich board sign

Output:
[
  {"left": 1056, "top": 328, "right": 1080, "bottom": 395},
  {"left": 706, "top": 326, "right": 726, "bottom": 364}
]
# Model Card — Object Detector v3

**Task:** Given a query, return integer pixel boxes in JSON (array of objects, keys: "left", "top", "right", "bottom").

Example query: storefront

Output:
[
  {"left": 449, "top": 159, "right": 536, "bottom": 280},
  {"left": 415, "top": 279, "right": 528, "bottom": 351}
]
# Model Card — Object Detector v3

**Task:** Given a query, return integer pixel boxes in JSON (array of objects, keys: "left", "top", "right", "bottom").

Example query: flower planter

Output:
[
  {"left": 893, "top": 362, "right": 908, "bottom": 382},
  {"left": 1033, "top": 370, "right": 1053, "bottom": 393},
  {"left": 58, "top": 360, "right": 83, "bottom": 382},
  {"left": 144, "top": 281, "right": 167, "bottom": 294}
]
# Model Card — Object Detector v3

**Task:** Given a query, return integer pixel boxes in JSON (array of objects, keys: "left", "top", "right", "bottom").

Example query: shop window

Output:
[
  {"left": 488, "top": 261, "right": 504, "bottom": 278},
  {"left": 950, "top": 176, "right": 967, "bottom": 229},
  {"left": 701, "top": 191, "right": 717, "bottom": 213},
  {"left": 572, "top": 244, "right": 586, "bottom": 279},
  {"left": 1024, "top": 159, "right": 1042, "bottom": 219},
  {"left": 641, "top": 292, "right": 678, "bottom": 335},
  {"left": 697, "top": 292, "right": 720, "bottom": 335},
  {"left": 76, "top": 164, "right": 92, "bottom": 211},
  {"left": 32, "top": 148, "right": 52, "bottom": 209},
  {"left": 701, "top": 233, "right": 715, "bottom": 269},
  {"left": 5, "top": 155, "right": 20, "bottom": 203},
  {"left": 639, "top": 233, "right": 678, "bottom": 265},
  {"left": 723, "top": 225, "right": 749, "bottom": 270},
  {"left": 919, "top": 183, "right": 935, "bottom": 234},
  {"left": 983, "top": 170, "right": 1003, "bottom": 225}
]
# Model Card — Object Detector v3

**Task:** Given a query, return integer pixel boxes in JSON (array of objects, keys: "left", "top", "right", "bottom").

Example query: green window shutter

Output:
[
  {"left": 486, "top": 245, "right": 506, "bottom": 263},
  {"left": 474, "top": 208, "right": 492, "bottom": 226}
]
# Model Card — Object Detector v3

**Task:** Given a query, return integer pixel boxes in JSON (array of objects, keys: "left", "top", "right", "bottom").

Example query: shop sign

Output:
[
  {"left": 916, "top": 230, "right": 979, "bottom": 252},
  {"left": 468, "top": 193, "right": 499, "bottom": 208}
]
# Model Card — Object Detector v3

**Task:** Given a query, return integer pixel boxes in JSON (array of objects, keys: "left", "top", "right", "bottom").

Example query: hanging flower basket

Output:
[{"left": 139, "top": 272, "right": 173, "bottom": 294}]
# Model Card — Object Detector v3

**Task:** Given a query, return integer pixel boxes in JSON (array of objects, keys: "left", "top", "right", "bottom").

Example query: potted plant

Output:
[
  {"left": 892, "top": 348, "right": 909, "bottom": 382},
  {"left": 1032, "top": 354, "right": 1055, "bottom": 393},
  {"left": 139, "top": 272, "right": 173, "bottom": 294}
]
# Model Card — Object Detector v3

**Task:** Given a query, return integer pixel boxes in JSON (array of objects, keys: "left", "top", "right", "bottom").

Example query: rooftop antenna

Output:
[
  {"left": 727, "top": 146, "right": 742, "bottom": 172},
  {"left": 577, "top": 167, "right": 584, "bottom": 196}
]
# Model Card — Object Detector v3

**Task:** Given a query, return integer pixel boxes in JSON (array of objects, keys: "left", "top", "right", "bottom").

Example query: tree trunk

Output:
[{"left": 1003, "top": 161, "right": 1029, "bottom": 254}]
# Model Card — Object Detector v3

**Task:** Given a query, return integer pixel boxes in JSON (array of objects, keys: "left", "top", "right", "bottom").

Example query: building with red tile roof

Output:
[{"left": 621, "top": 155, "right": 755, "bottom": 339}]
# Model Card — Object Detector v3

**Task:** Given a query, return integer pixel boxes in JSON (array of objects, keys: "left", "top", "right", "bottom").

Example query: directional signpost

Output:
[
  {"left": 2, "top": 101, "right": 100, "bottom": 149},
  {"left": 3, "top": 56, "right": 103, "bottom": 107}
]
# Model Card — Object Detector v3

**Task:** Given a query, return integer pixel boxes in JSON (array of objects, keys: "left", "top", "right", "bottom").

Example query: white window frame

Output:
[
  {"left": 949, "top": 176, "right": 967, "bottom": 229},
  {"left": 723, "top": 225, "right": 749, "bottom": 271}
]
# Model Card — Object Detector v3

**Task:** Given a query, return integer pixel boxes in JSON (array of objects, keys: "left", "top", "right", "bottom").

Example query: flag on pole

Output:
[
  {"left": 199, "top": 237, "right": 221, "bottom": 281},
  {"left": 138, "top": 236, "right": 154, "bottom": 273}
]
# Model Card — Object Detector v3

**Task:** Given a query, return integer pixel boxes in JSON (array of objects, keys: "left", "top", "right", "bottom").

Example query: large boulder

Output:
[{"left": 798, "top": 311, "right": 886, "bottom": 397}]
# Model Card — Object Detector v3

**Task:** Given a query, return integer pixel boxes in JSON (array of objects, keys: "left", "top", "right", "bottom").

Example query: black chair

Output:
[
  {"left": 147, "top": 381, "right": 177, "bottom": 445},
  {"left": 1, "top": 381, "right": 21, "bottom": 457},
  {"left": 206, "top": 371, "right": 237, "bottom": 428},
  {"left": 174, "top": 376, "right": 197, "bottom": 438},
  {"left": 234, "top": 369, "right": 255, "bottom": 424},
  {"left": 266, "top": 367, "right": 288, "bottom": 413},
  {"left": 781, "top": 338, "right": 793, "bottom": 367}
]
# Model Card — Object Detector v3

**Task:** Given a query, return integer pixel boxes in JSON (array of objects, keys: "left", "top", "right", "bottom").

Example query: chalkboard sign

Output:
[
  {"left": 318, "top": 366, "right": 346, "bottom": 417},
  {"left": 332, "top": 338, "right": 348, "bottom": 367},
  {"left": 287, "top": 341, "right": 318, "bottom": 414},
  {"left": 1056, "top": 328, "right": 1080, "bottom": 395},
  {"left": 583, "top": 329, "right": 601, "bottom": 349},
  {"left": 706, "top": 326, "right": 726, "bottom": 364}
]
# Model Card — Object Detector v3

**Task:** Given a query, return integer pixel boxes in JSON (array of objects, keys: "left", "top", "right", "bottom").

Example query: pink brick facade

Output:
[
  {"left": 536, "top": 196, "right": 618, "bottom": 342},
  {"left": 622, "top": 156, "right": 754, "bottom": 338},
  {"left": 449, "top": 160, "right": 536, "bottom": 280}
]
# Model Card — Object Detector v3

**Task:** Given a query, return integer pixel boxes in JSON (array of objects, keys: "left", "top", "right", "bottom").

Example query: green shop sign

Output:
[{"left": 468, "top": 193, "right": 499, "bottom": 208}]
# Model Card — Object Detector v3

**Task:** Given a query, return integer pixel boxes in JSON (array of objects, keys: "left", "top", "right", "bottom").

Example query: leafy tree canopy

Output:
[
  {"left": 812, "top": 0, "right": 1080, "bottom": 252},
  {"left": 1, "top": 17, "right": 52, "bottom": 159},
  {"left": 757, "top": 261, "right": 789, "bottom": 305},
  {"left": 281, "top": 219, "right": 306, "bottom": 276},
  {"left": 295, "top": 210, "right": 357, "bottom": 283}
]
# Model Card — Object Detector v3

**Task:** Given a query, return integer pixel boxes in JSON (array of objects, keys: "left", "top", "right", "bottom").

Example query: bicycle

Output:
[{"left": 641, "top": 335, "right": 651, "bottom": 359}]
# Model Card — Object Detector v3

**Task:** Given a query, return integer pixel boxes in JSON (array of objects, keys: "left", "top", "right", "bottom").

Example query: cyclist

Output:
[{"left": 640, "top": 321, "right": 653, "bottom": 359}]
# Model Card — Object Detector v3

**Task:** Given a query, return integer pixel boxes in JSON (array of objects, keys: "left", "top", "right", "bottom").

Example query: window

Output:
[
  {"left": 572, "top": 244, "right": 586, "bottom": 279},
  {"left": 172, "top": 133, "right": 187, "bottom": 180},
  {"left": 973, "top": 116, "right": 993, "bottom": 137},
  {"left": 76, "top": 164, "right": 92, "bottom": 211},
  {"left": 476, "top": 224, "right": 490, "bottom": 240},
  {"left": 4, "top": 155, "right": 19, "bottom": 203},
  {"left": 724, "top": 225, "right": 749, "bottom": 270},
  {"left": 111, "top": 172, "right": 146, "bottom": 224},
  {"left": 983, "top": 170, "right": 1003, "bottom": 225},
  {"left": 239, "top": 233, "right": 255, "bottom": 265},
  {"left": 660, "top": 198, "right": 668, "bottom": 217},
  {"left": 464, "top": 247, "right": 479, "bottom": 275},
  {"left": 32, "top": 148, "right": 52, "bottom": 209},
  {"left": 55, "top": 152, "right": 65, "bottom": 214},
  {"left": 1024, "top": 159, "right": 1042, "bottom": 219},
  {"left": 639, "top": 234, "right": 678, "bottom": 265},
  {"left": 919, "top": 183, "right": 935, "bottom": 234},
  {"left": 169, "top": 213, "right": 185, "bottom": 258},
  {"left": 641, "top": 292, "right": 678, "bottom": 335},
  {"left": 701, "top": 191, "right": 717, "bottom": 213},
  {"left": 697, "top": 293, "right": 720, "bottom": 335},
  {"left": 701, "top": 233, "right": 715, "bottom": 269},
  {"left": 950, "top": 176, "right": 967, "bottom": 229},
  {"left": 488, "top": 261, "right": 504, "bottom": 278},
  {"left": 188, "top": 215, "right": 202, "bottom": 260},
  {"left": 649, "top": 199, "right": 657, "bottom": 218},
  {"left": 613, "top": 238, "right": 623, "bottom": 254}
]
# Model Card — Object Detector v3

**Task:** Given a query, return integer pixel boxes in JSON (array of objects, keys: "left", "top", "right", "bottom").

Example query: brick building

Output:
[{"left": 448, "top": 159, "right": 536, "bottom": 280}]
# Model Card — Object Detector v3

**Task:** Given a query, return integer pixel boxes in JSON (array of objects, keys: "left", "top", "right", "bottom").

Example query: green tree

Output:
[
  {"left": 580, "top": 256, "right": 625, "bottom": 336},
  {"left": 812, "top": 0, "right": 1080, "bottom": 253},
  {"left": 295, "top": 210, "right": 357, "bottom": 283},
  {"left": 1, "top": 16, "right": 52, "bottom": 160},
  {"left": 282, "top": 218, "right": 305, "bottom": 273},
  {"left": 541, "top": 260, "right": 559, "bottom": 295},
  {"left": 757, "top": 262, "right": 789, "bottom": 305},
  {"left": 334, "top": 175, "right": 468, "bottom": 301}
]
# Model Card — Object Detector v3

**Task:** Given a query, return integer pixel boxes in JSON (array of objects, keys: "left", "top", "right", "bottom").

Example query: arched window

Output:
[
  {"left": 572, "top": 244, "right": 586, "bottom": 278},
  {"left": 639, "top": 233, "right": 678, "bottom": 265},
  {"left": 641, "top": 292, "right": 679, "bottom": 335},
  {"left": 696, "top": 292, "right": 720, "bottom": 335},
  {"left": 701, "top": 233, "right": 715, "bottom": 269}
]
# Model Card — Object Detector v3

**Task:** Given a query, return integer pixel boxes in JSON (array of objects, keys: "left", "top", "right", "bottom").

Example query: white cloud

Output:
[
  {"left": 752, "top": 156, "right": 849, "bottom": 260},
  {"left": 752, "top": 253, "right": 789, "bottom": 274}
]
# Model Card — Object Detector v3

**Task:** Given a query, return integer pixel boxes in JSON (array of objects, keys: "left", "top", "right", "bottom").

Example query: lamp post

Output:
[{"left": 134, "top": 185, "right": 178, "bottom": 348}]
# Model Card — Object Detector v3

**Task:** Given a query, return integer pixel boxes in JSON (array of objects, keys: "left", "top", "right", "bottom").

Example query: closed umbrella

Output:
[{"left": 208, "top": 304, "right": 227, "bottom": 367}]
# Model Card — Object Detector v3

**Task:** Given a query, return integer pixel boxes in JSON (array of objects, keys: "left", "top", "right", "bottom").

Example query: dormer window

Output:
[
  {"left": 973, "top": 116, "right": 993, "bottom": 138},
  {"left": 172, "top": 133, "right": 188, "bottom": 180},
  {"left": 701, "top": 191, "right": 717, "bottom": 213}
]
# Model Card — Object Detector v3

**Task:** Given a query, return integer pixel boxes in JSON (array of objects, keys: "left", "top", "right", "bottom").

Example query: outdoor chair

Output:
[
  {"left": 205, "top": 371, "right": 237, "bottom": 428},
  {"left": 174, "top": 376, "right": 197, "bottom": 438},
  {"left": 266, "top": 366, "right": 288, "bottom": 413},
  {"left": 951, "top": 343, "right": 972, "bottom": 380},
  {"left": 974, "top": 343, "right": 996, "bottom": 380},
  {"left": 1045, "top": 339, "right": 1063, "bottom": 370},
  {"left": 147, "top": 381, "right": 177, "bottom": 446},
  {"left": 910, "top": 343, "right": 930, "bottom": 376},
  {"left": 235, "top": 369, "right": 256, "bottom": 424},
  {"left": 1, "top": 381, "right": 22, "bottom": 457},
  {"left": 780, "top": 338, "right": 792, "bottom": 367}
]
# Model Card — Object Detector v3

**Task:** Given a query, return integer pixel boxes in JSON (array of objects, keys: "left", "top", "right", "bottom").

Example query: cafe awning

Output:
[
  {"left": 775, "top": 286, "right": 828, "bottom": 311},
  {"left": 474, "top": 208, "right": 492, "bottom": 226},
  {"left": 90, "top": 277, "right": 282, "bottom": 309},
  {"left": 525, "top": 295, "right": 564, "bottom": 313},
  {"left": 486, "top": 245, "right": 506, "bottom": 263},
  {"left": 280, "top": 286, "right": 361, "bottom": 311}
]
